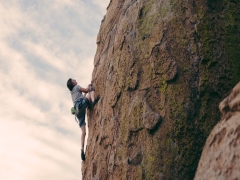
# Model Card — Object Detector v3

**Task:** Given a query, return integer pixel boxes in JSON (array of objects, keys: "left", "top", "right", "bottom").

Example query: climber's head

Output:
[{"left": 67, "top": 78, "right": 77, "bottom": 91}]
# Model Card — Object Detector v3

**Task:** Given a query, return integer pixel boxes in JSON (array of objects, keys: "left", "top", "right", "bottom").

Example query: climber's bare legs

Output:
[
  {"left": 86, "top": 91, "right": 95, "bottom": 102},
  {"left": 81, "top": 125, "right": 86, "bottom": 150},
  {"left": 90, "top": 91, "right": 95, "bottom": 102}
]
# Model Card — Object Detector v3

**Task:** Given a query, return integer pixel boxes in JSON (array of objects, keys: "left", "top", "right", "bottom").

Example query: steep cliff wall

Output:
[{"left": 82, "top": 0, "right": 240, "bottom": 179}]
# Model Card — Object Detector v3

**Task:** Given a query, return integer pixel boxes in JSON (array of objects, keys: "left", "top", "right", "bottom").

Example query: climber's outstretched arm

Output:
[
  {"left": 79, "top": 84, "right": 92, "bottom": 93},
  {"left": 80, "top": 88, "right": 88, "bottom": 93}
]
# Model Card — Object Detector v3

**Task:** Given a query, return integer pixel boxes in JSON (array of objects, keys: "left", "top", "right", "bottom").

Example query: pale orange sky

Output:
[{"left": 0, "top": 0, "right": 109, "bottom": 179}]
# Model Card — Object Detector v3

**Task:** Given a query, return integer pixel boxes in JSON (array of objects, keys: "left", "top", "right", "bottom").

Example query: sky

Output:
[{"left": 0, "top": 0, "right": 109, "bottom": 179}]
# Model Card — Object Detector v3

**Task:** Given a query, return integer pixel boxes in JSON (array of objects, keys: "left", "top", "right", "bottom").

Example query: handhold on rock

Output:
[
  {"left": 96, "top": 33, "right": 101, "bottom": 44},
  {"left": 143, "top": 102, "right": 162, "bottom": 130},
  {"left": 165, "top": 60, "right": 178, "bottom": 82},
  {"left": 128, "top": 151, "right": 143, "bottom": 166},
  {"left": 219, "top": 82, "right": 240, "bottom": 117},
  {"left": 101, "top": 15, "right": 106, "bottom": 23}
]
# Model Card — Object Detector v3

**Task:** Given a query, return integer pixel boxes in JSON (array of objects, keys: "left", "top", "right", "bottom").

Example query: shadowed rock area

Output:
[
  {"left": 82, "top": 0, "right": 240, "bottom": 179},
  {"left": 195, "top": 82, "right": 240, "bottom": 180}
]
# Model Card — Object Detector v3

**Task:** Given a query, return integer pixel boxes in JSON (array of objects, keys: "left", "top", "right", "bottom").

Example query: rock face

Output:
[
  {"left": 82, "top": 0, "right": 240, "bottom": 179},
  {"left": 195, "top": 82, "right": 240, "bottom": 180}
]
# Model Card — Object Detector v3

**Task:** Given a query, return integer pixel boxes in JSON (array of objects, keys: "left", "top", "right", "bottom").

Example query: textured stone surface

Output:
[
  {"left": 82, "top": 0, "right": 240, "bottom": 179},
  {"left": 142, "top": 102, "right": 161, "bottom": 130},
  {"left": 195, "top": 83, "right": 240, "bottom": 180}
]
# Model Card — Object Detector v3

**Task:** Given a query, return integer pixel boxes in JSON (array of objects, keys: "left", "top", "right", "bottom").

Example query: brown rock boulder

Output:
[
  {"left": 82, "top": 0, "right": 240, "bottom": 179},
  {"left": 195, "top": 82, "right": 240, "bottom": 180}
]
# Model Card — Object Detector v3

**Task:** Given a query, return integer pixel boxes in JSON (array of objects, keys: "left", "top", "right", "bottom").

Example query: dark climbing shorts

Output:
[{"left": 75, "top": 98, "right": 89, "bottom": 127}]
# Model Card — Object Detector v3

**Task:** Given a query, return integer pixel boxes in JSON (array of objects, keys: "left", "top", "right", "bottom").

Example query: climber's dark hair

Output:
[{"left": 67, "top": 78, "right": 74, "bottom": 91}]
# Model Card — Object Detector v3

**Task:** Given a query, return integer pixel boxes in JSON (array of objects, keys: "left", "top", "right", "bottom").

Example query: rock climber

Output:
[{"left": 67, "top": 78, "right": 100, "bottom": 161}]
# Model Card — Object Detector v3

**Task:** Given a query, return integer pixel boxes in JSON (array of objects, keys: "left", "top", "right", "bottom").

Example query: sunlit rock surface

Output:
[
  {"left": 82, "top": 0, "right": 240, "bottom": 179},
  {"left": 195, "top": 82, "right": 240, "bottom": 180}
]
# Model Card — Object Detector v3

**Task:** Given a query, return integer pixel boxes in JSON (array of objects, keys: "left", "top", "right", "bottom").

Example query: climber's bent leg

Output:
[
  {"left": 86, "top": 93, "right": 92, "bottom": 102},
  {"left": 86, "top": 85, "right": 100, "bottom": 106},
  {"left": 86, "top": 91, "right": 96, "bottom": 103},
  {"left": 86, "top": 85, "right": 95, "bottom": 102},
  {"left": 90, "top": 91, "right": 95, "bottom": 102}
]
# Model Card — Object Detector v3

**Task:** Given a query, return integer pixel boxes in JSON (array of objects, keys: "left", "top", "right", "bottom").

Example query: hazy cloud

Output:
[{"left": 0, "top": 0, "right": 109, "bottom": 179}]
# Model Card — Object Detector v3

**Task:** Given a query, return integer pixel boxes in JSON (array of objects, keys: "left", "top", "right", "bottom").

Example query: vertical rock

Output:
[{"left": 83, "top": 0, "right": 240, "bottom": 179}]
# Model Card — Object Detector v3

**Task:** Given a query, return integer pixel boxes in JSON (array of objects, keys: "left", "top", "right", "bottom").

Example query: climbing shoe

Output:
[
  {"left": 92, "top": 96, "right": 100, "bottom": 106},
  {"left": 81, "top": 149, "right": 85, "bottom": 161}
]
